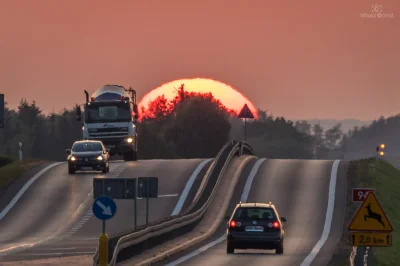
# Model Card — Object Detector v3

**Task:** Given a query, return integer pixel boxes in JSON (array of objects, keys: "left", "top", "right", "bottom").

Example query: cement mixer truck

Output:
[{"left": 76, "top": 84, "right": 139, "bottom": 161}]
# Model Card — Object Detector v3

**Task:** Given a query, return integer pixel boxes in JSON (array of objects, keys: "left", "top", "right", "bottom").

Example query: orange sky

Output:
[{"left": 0, "top": 0, "right": 399, "bottom": 120}]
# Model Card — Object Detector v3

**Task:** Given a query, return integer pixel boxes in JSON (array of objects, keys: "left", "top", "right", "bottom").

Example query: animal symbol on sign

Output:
[{"left": 364, "top": 203, "right": 385, "bottom": 227}]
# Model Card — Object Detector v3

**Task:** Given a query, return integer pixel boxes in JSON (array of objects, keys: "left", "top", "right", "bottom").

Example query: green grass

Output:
[
  {"left": 352, "top": 158, "right": 400, "bottom": 266},
  {"left": 0, "top": 157, "right": 46, "bottom": 192}
]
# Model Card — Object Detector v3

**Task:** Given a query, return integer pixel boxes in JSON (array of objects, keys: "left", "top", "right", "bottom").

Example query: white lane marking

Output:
[
  {"left": 241, "top": 158, "right": 267, "bottom": 203},
  {"left": 165, "top": 158, "right": 267, "bottom": 266},
  {"left": 27, "top": 251, "right": 95, "bottom": 256},
  {"left": 171, "top": 158, "right": 213, "bottom": 215},
  {"left": 300, "top": 159, "right": 340, "bottom": 266},
  {"left": 66, "top": 237, "right": 98, "bottom": 241},
  {"left": 36, "top": 247, "right": 77, "bottom": 250},
  {"left": 0, "top": 162, "right": 64, "bottom": 220},
  {"left": 0, "top": 244, "right": 34, "bottom": 255},
  {"left": 159, "top": 194, "right": 179, "bottom": 197},
  {"left": 137, "top": 194, "right": 179, "bottom": 200}
]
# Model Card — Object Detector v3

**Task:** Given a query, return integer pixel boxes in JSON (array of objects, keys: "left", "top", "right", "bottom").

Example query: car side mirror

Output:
[
  {"left": 281, "top": 217, "right": 287, "bottom": 223},
  {"left": 224, "top": 215, "right": 230, "bottom": 221},
  {"left": 65, "top": 149, "right": 71, "bottom": 155},
  {"left": 105, "top": 148, "right": 110, "bottom": 153}
]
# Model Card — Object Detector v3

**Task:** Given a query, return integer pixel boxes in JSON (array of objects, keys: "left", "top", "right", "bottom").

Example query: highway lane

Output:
[
  {"left": 0, "top": 161, "right": 125, "bottom": 256},
  {"left": 0, "top": 161, "right": 128, "bottom": 256},
  {"left": 168, "top": 159, "right": 348, "bottom": 266},
  {"left": 0, "top": 158, "right": 213, "bottom": 261}
]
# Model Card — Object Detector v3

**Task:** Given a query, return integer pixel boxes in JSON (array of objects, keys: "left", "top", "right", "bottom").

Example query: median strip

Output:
[{"left": 119, "top": 155, "right": 256, "bottom": 266}]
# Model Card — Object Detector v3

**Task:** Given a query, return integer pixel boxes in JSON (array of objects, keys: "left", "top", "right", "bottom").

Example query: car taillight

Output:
[
  {"left": 273, "top": 221, "right": 280, "bottom": 228},
  {"left": 230, "top": 220, "right": 237, "bottom": 228}
]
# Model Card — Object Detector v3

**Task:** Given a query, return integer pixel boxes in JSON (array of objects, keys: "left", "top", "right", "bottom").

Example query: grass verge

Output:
[
  {"left": 328, "top": 158, "right": 399, "bottom": 266},
  {"left": 0, "top": 157, "right": 46, "bottom": 193}
]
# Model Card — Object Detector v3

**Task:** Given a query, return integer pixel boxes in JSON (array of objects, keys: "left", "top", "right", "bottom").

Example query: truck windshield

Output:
[{"left": 85, "top": 102, "right": 131, "bottom": 123}]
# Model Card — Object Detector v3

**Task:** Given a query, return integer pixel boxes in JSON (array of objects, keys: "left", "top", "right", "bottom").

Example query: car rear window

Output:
[{"left": 233, "top": 207, "right": 277, "bottom": 220}]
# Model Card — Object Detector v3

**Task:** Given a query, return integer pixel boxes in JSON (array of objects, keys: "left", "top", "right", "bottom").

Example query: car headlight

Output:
[
  {"left": 97, "top": 156, "right": 103, "bottom": 161},
  {"left": 126, "top": 137, "right": 133, "bottom": 143},
  {"left": 70, "top": 156, "right": 76, "bottom": 161}
]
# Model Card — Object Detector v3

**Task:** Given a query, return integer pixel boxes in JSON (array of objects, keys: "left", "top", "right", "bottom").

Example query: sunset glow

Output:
[{"left": 138, "top": 78, "right": 258, "bottom": 119}]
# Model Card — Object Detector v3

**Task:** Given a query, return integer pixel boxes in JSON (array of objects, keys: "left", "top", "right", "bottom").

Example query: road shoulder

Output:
[
  {"left": 0, "top": 161, "right": 54, "bottom": 212},
  {"left": 327, "top": 158, "right": 399, "bottom": 266}
]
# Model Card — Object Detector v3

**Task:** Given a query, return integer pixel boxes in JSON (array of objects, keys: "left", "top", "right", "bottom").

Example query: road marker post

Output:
[
  {"left": 238, "top": 104, "right": 254, "bottom": 141},
  {"left": 348, "top": 191, "right": 393, "bottom": 256},
  {"left": 98, "top": 233, "right": 109, "bottom": 266}
]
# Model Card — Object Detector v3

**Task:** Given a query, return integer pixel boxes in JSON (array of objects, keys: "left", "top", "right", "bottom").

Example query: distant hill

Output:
[{"left": 297, "top": 119, "right": 372, "bottom": 133}]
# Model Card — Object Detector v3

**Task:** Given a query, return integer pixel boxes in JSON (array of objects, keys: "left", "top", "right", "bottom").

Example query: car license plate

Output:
[
  {"left": 106, "top": 145, "right": 115, "bottom": 148},
  {"left": 245, "top": 226, "right": 264, "bottom": 232},
  {"left": 81, "top": 166, "right": 92, "bottom": 170}
]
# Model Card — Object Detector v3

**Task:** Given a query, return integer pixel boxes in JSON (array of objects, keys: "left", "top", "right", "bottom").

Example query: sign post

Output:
[
  {"left": 0, "top": 94, "right": 4, "bottom": 129},
  {"left": 348, "top": 191, "right": 393, "bottom": 250},
  {"left": 137, "top": 177, "right": 158, "bottom": 227},
  {"left": 92, "top": 195, "right": 117, "bottom": 266},
  {"left": 238, "top": 104, "right": 254, "bottom": 141}
]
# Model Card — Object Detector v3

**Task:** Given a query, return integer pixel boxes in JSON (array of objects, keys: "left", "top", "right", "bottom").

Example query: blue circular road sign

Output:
[{"left": 92, "top": 196, "right": 117, "bottom": 221}]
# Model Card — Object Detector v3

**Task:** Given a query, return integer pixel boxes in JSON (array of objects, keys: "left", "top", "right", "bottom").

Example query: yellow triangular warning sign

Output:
[{"left": 348, "top": 192, "right": 393, "bottom": 232}]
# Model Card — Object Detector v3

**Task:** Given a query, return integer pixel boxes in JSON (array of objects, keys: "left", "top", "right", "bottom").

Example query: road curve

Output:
[
  {"left": 164, "top": 159, "right": 348, "bottom": 266},
  {"left": 0, "top": 158, "right": 212, "bottom": 262}
]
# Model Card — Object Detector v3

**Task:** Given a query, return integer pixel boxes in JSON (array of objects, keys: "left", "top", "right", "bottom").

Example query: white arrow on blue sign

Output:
[{"left": 92, "top": 196, "right": 117, "bottom": 220}]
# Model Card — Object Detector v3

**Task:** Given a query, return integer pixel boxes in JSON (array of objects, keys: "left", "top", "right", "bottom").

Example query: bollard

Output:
[
  {"left": 18, "top": 142, "right": 23, "bottom": 161},
  {"left": 99, "top": 233, "right": 108, "bottom": 266}
]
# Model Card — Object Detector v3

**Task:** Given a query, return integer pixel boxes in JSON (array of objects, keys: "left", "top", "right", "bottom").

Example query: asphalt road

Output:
[
  {"left": 0, "top": 158, "right": 212, "bottom": 262},
  {"left": 166, "top": 159, "right": 348, "bottom": 266}
]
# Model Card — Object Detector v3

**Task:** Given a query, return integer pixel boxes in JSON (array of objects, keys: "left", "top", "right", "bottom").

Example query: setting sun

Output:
[{"left": 138, "top": 78, "right": 258, "bottom": 119}]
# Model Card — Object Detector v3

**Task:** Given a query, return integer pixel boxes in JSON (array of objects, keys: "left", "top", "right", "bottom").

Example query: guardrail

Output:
[
  {"left": 351, "top": 246, "right": 372, "bottom": 266},
  {"left": 92, "top": 140, "right": 255, "bottom": 266}
]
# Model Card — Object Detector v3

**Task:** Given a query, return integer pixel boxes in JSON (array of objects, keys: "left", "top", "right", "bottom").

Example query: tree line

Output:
[{"left": 1, "top": 85, "right": 396, "bottom": 161}]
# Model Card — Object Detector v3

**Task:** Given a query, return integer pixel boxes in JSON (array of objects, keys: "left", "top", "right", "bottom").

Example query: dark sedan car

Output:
[
  {"left": 225, "top": 202, "right": 287, "bottom": 254},
  {"left": 66, "top": 140, "right": 110, "bottom": 174}
]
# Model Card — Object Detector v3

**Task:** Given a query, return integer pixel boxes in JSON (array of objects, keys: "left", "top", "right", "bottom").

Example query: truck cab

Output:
[{"left": 76, "top": 84, "right": 139, "bottom": 161}]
